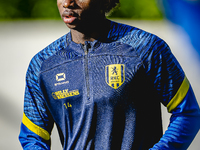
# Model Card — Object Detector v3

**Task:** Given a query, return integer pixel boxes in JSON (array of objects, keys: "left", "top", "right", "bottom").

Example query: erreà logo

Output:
[{"left": 105, "top": 64, "right": 125, "bottom": 89}]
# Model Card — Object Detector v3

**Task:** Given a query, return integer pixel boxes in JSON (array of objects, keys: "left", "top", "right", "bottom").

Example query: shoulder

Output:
[
  {"left": 109, "top": 20, "right": 170, "bottom": 60},
  {"left": 109, "top": 20, "right": 158, "bottom": 43},
  {"left": 26, "top": 33, "right": 69, "bottom": 78}
]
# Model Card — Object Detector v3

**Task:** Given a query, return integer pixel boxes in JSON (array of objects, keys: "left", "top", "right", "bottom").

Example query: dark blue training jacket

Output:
[{"left": 19, "top": 20, "right": 200, "bottom": 150}]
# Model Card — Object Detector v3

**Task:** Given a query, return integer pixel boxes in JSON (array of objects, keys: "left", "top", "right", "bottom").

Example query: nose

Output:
[{"left": 63, "top": 0, "right": 74, "bottom": 8}]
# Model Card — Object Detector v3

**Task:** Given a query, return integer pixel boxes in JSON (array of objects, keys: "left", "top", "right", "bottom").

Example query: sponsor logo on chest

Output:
[
  {"left": 52, "top": 89, "right": 80, "bottom": 100},
  {"left": 52, "top": 73, "right": 79, "bottom": 99}
]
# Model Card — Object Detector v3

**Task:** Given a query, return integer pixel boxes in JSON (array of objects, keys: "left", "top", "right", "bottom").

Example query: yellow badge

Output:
[{"left": 105, "top": 64, "right": 125, "bottom": 89}]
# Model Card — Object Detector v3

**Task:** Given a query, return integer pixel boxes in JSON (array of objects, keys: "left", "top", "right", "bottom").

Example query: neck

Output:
[{"left": 71, "top": 18, "right": 110, "bottom": 45}]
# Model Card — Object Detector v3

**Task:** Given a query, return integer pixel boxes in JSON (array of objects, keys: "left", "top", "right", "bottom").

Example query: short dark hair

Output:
[{"left": 103, "top": 0, "right": 120, "bottom": 13}]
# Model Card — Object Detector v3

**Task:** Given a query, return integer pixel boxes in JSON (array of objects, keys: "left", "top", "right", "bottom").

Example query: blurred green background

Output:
[{"left": 0, "top": 0, "right": 163, "bottom": 19}]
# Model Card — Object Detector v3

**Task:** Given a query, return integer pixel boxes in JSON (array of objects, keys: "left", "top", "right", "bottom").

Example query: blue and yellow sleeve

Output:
[
  {"left": 151, "top": 77, "right": 200, "bottom": 150},
  {"left": 166, "top": 76, "right": 190, "bottom": 113},
  {"left": 21, "top": 113, "right": 50, "bottom": 141},
  {"left": 19, "top": 117, "right": 51, "bottom": 150},
  {"left": 19, "top": 99, "right": 53, "bottom": 149},
  {"left": 144, "top": 37, "right": 200, "bottom": 149},
  {"left": 19, "top": 57, "right": 54, "bottom": 150}
]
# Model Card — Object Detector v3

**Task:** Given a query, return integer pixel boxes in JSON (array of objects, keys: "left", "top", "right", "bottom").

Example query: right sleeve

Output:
[{"left": 19, "top": 59, "right": 54, "bottom": 150}]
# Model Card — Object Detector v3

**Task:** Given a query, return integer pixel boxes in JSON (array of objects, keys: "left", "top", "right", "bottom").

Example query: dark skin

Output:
[{"left": 57, "top": 0, "right": 111, "bottom": 45}]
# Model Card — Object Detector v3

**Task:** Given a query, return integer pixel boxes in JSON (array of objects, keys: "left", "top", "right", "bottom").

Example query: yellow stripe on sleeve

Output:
[
  {"left": 167, "top": 76, "right": 190, "bottom": 113},
  {"left": 22, "top": 113, "right": 50, "bottom": 140}
]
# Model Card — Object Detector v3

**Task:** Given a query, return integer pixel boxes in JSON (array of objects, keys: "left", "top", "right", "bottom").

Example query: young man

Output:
[{"left": 19, "top": 0, "right": 200, "bottom": 149}]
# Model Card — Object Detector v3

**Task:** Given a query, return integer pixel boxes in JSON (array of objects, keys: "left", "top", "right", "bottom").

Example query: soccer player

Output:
[{"left": 19, "top": 0, "right": 200, "bottom": 149}]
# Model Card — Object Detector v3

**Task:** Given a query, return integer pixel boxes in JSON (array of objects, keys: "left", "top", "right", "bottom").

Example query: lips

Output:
[{"left": 62, "top": 11, "right": 77, "bottom": 24}]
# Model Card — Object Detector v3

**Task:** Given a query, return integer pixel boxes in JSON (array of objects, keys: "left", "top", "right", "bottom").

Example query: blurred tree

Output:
[
  {"left": 109, "top": 0, "right": 163, "bottom": 19},
  {"left": 0, "top": 0, "right": 59, "bottom": 19},
  {"left": 17, "top": 0, "right": 36, "bottom": 18},
  {"left": 0, "top": 0, "right": 162, "bottom": 19},
  {"left": 31, "top": 0, "right": 60, "bottom": 18},
  {"left": 0, "top": 0, "right": 36, "bottom": 18},
  {"left": 0, "top": 0, "right": 21, "bottom": 18}
]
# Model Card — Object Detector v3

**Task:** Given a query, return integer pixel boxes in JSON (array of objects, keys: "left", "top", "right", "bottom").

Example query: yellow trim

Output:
[
  {"left": 22, "top": 113, "right": 50, "bottom": 140},
  {"left": 167, "top": 76, "right": 190, "bottom": 113}
]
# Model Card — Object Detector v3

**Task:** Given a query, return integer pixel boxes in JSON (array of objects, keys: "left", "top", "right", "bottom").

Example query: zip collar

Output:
[
  {"left": 66, "top": 32, "right": 104, "bottom": 54},
  {"left": 65, "top": 20, "right": 118, "bottom": 52}
]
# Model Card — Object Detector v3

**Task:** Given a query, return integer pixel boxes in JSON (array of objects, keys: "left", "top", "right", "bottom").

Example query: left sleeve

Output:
[
  {"left": 19, "top": 57, "right": 54, "bottom": 150},
  {"left": 143, "top": 37, "right": 200, "bottom": 150}
]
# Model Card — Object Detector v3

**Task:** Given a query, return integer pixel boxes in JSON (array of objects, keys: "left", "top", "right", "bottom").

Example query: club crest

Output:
[{"left": 105, "top": 64, "right": 125, "bottom": 89}]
